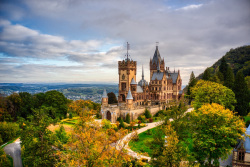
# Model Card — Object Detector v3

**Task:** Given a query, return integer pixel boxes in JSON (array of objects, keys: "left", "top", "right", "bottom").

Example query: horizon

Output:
[{"left": 0, "top": 0, "right": 249, "bottom": 85}]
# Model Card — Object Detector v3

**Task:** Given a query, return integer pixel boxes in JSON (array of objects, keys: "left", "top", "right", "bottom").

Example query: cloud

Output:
[
  {"left": 177, "top": 4, "right": 203, "bottom": 10},
  {"left": 0, "top": 0, "right": 250, "bottom": 85}
]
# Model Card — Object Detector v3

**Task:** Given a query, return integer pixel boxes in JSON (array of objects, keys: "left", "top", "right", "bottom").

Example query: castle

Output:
[{"left": 101, "top": 43, "right": 184, "bottom": 123}]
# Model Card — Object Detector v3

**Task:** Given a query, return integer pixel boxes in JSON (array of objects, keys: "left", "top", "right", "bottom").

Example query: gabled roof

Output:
[
  {"left": 126, "top": 89, "right": 133, "bottom": 100},
  {"left": 102, "top": 89, "right": 108, "bottom": 98},
  {"left": 169, "top": 73, "right": 178, "bottom": 84},
  {"left": 130, "top": 78, "right": 137, "bottom": 85},
  {"left": 152, "top": 46, "right": 161, "bottom": 65}
]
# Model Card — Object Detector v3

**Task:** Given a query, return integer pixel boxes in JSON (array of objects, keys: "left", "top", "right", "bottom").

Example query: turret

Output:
[
  {"left": 126, "top": 89, "right": 133, "bottom": 109},
  {"left": 102, "top": 89, "right": 108, "bottom": 107}
]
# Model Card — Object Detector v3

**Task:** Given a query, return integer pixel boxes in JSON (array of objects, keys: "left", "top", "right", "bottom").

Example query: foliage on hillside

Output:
[
  {"left": 198, "top": 45, "right": 250, "bottom": 79},
  {"left": 0, "top": 90, "right": 70, "bottom": 122}
]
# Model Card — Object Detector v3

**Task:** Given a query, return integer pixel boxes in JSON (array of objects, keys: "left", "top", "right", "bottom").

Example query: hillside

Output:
[{"left": 197, "top": 45, "right": 250, "bottom": 79}]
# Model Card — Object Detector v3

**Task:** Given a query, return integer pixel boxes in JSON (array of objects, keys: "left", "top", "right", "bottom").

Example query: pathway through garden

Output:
[{"left": 116, "top": 108, "right": 193, "bottom": 161}]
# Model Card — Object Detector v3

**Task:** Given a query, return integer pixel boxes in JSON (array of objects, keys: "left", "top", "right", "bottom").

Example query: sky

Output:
[{"left": 0, "top": 0, "right": 249, "bottom": 85}]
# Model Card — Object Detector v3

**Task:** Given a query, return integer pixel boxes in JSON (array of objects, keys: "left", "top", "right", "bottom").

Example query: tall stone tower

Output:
[
  {"left": 118, "top": 42, "right": 137, "bottom": 103},
  {"left": 150, "top": 44, "right": 165, "bottom": 79}
]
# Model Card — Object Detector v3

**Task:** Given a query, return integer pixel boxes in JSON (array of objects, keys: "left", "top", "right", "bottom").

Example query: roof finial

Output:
[
  {"left": 126, "top": 42, "right": 130, "bottom": 61},
  {"left": 156, "top": 42, "right": 159, "bottom": 47},
  {"left": 142, "top": 65, "right": 144, "bottom": 80}
]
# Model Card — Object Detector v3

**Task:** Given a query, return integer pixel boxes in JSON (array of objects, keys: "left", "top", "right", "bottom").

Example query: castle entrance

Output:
[{"left": 106, "top": 111, "right": 111, "bottom": 121}]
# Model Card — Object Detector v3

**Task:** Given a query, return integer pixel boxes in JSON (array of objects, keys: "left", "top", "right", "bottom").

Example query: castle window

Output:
[
  {"left": 122, "top": 83, "right": 126, "bottom": 91},
  {"left": 156, "top": 87, "right": 157, "bottom": 91},
  {"left": 159, "top": 87, "right": 161, "bottom": 91},
  {"left": 238, "top": 151, "right": 245, "bottom": 161},
  {"left": 152, "top": 81, "right": 154, "bottom": 84}
]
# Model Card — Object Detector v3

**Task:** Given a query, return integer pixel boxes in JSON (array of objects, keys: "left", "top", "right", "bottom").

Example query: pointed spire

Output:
[
  {"left": 142, "top": 65, "right": 144, "bottom": 80},
  {"left": 157, "top": 62, "right": 160, "bottom": 72},
  {"left": 102, "top": 89, "right": 108, "bottom": 98},
  {"left": 126, "top": 89, "right": 133, "bottom": 100},
  {"left": 152, "top": 43, "right": 161, "bottom": 65}
]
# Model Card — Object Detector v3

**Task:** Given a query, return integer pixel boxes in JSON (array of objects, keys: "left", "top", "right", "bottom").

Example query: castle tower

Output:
[
  {"left": 101, "top": 89, "right": 108, "bottom": 107},
  {"left": 126, "top": 89, "right": 133, "bottom": 109},
  {"left": 150, "top": 44, "right": 165, "bottom": 79},
  {"left": 118, "top": 42, "right": 137, "bottom": 103}
]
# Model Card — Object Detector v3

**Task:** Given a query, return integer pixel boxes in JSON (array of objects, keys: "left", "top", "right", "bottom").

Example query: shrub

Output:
[
  {"left": 69, "top": 112, "right": 73, "bottom": 119},
  {"left": 0, "top": 122, "right": 20, "bottom": 145},
  {"left": 148, "top": 118, "right": 153, "bottom": 123},
  {"left": 144, "top": 109, "right": 152, "bottom": 119},
  {"left": 125, "top": 113, "right": 130, "bottom": 124},
  {"left": 102, "top": 119, "right": 112, "bottom": 129},
  {"left": 119, "top": 118, "right": 125, "bottom": 129},
  {"left": 132, "top": 131, "right": 139, "bottom": 141}
]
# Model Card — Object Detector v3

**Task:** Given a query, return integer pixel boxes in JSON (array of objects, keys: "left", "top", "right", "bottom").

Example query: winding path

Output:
[
  {"left": 4, "top": 138, "right": 23, "bottom": 167},
  {"left": 116, "top": 108, "right": 193, "bottom": 161}
]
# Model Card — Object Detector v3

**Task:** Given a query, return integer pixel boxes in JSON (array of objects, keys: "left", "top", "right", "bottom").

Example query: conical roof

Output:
[
  {"left": 126, "top": 89, "right": 133, "bottom": 100},
  {"left": 152, "top": 46, "right": 161, "bottom": 64},
  {"left": 130, "top": 78, "right": 137, "bottom": 85},
  {"left": 102, "top": 89, "right": 108, "bottom": 98}
]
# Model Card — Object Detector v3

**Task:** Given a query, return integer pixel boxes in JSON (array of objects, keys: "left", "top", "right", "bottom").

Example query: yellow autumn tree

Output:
[
  {"left": 151, "top": 123, "right": 183, "bottom": 167},
  {"left": 191, "top": 103, "right": 245, "bottom": 166},
  {"left": 56, "top": 109, "right": 131, "bottom": 167}
]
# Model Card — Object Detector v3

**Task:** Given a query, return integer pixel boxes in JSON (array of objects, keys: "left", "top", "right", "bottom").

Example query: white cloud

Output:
[
  {"left": 0, "top": 0, "right": 250, "bottom": 85},
  {"left": 177, "top": 4, "right": 203, "bottom": 10}
]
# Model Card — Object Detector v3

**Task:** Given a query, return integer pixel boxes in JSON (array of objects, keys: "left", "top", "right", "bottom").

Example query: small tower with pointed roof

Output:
[
  {"left": 102, "top": 89, "right": 108, "bottom": 107},
  {"left": 126, "top": 89, "right": 133, "bottom": 109},
  {"left": 150, "top": 43, "right": 165, "bottom": 79}
]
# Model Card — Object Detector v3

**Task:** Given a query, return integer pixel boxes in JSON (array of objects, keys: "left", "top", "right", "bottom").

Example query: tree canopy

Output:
[
  {"left": 191, "top": 103, "right": 245, "bottom": 166},
  {"left": 191, "top": 80, "right": 236, "bottom": 111}
]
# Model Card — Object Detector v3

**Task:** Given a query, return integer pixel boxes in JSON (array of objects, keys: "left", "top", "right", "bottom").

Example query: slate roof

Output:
[
  {"left": 151, "top": 71, "right": 164, "bottom": 80},
  {"left": 152, "top": 46, "right": 161, "bottom": 65},
  {"left": 169, "top": 73, "right": 178, "bottom": 84},
  {"left": 130, "top": 78, "right": 137, "bottom": 85},
  {"left": 137, "top": 85, "right": 143, "bottom": 93},
  {"left": 102, "top": 89, "right": 108, "bottom": 98},
  {"left": 126, "top": 89, "right": 133, "bottom": 100}
]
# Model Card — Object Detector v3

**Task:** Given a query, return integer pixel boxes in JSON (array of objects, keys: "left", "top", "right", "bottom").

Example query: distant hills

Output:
[{"left": 197, "top": 45, "right": 250, "bottom": 79}]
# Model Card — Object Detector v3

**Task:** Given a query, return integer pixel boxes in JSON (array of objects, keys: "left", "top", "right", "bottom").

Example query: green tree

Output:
[
  {"left": 19, "top": 92, "right": 34, "bottom": 119},
  {"left": 191, "top": 103, "right": 245, "bottom": 166},
  {"left": 219, "top": 57, "right": 228, "bottom": 80},
  {"left": 107, "top": 92, "right": 118, "bottom": 104},
  {"left": 44, "top": 90, "right": 68, "bottom": 118},
  {"left": 144, "top": 109, "right": 152, "bottom": 119},
  {"left": 125, "top": 113, "right": 130, "bottom": 124},
  {"left": 0, "top": 122, "right": 19, "bottom": 145},
  {"left": 6, "top": 93, "right": 21, "bottom": 121},
  {"left": 119, "top": 118, "right": 125, "bottom": 129},
  {"left": 224, "top": 66, "right": 234, "bottom": 89},
  {"left": 0, "top": 148, "right": 11, "bottom": 167},
  {"left": 202, "top": 68, "right": 212, "bottom": 81},
  {"left": 186, "top": 71, "right": 197, "bottom": 103},
  {"left": 20, "top": 108, "right": 57, "bottom": 167},
  {"left": 191, "top": 80, "right": 236, "bottom": 111},
  {"left": 55, "top": 125, "right": 68, "bottom": 144},
  {"left": 233, "top": 71, "right": 250, "bottom": 116}
]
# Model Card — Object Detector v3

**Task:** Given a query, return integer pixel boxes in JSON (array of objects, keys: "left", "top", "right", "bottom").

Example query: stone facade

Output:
[{"left": 101, "top": 44, "right": 184, "bottom": 123}]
